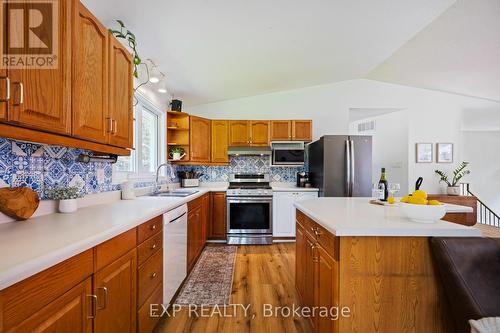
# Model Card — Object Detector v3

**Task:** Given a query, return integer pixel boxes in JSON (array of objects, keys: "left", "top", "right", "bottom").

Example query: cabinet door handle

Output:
[
  {"left": 112, "top": 119, "right": 117, "bottom": 134},
  {"left": 98, "top": 286, "right": 108, "bottom": 310},
  {"left": 107, "top": 118, "right": 113, "bottom": 133},
  {"left": 150, "top": 224, "right": 157, "bottom": 230},
  {"left": 151, "top": 243, "right": 157, "bottom": 250},
  {"left": 314, "top": 229, "right": 323, "bottom": 237},
  {"left": 87, "top": 294, "right": 97, "bottom": 319},
  {"left": 151, "top": 272, "right": 157, "bottom": 279},
  {"left": 13, "top": 82, "right": 23, "bottom": 105},
  {"left": 0, "top": 77, "right": 10, "bottom": 102}
]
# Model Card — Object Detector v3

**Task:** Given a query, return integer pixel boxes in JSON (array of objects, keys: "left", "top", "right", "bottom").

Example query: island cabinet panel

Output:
[
  {"left": 296, "top": 210, "right": 452, "bottom": 333},
  {"left": 72, "top": 1, "right": 109, "bottom": 143},
  {"left": 209, "top": 192, "right": 227, "bottom": 239},
  {"left": 270, "top": 120, "right": 292, "bottom": 141},
  {"left": 228, "top": 120, "right": 250, "bottom": 146},
  {"left": 108, "top": 35, "right": 134, "bottom": 148},
  {"left": 6, "top": 278, "right": 93, "bottom": 333},
  {"left": 211, "top": 120, "right": 229, "bottom": 163},
  {"left": 7, "top": 0, "right": 72, "bottom": 135},
  {"left": 0, "top": 67, "right": 7, "bottom": 121},
  {"left": 189, "top": 116, "right": 211, "bottom": 162},
  {"left": 249, "top": 120, "right": 270, "bottom": 146},
  {"left": 94, "top": 249, "right": 137, "bottom": 333}
]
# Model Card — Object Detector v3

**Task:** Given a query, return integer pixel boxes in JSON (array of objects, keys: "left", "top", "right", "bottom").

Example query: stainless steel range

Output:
[{"left": 226, "top": 174, "right": 273, "bottom": 245}]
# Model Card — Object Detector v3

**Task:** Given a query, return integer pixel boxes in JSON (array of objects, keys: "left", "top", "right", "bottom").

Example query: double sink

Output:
[{"left": 149, "top": 189, "right": 200, "bottom": 197}]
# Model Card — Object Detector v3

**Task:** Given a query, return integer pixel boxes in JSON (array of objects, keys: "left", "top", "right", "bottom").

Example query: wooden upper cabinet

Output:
[
  {"left": 250, "top": 121, "right": 270, "bottom": 146},
  {"left": 8, "top": 0, "right": 72, "bottom": 135},
  {"left": 9, "top": 278, "right": 93, "bottom": 333},
  {"left": 94, "top": 249, "right": 137, "bottom": 333},
  {"left": 108, "top": 35, "right": 133, "bottom": 148},
  {"left": 72, "top": 1, "right": 109, "bottom": 143},
  {"left": 0, "top": 67, "right": 7, "bottom": 121},
  {"left": 190, "top": 116, "right": 211, "bottom": 162},
  {"left": 228, "top": 120, "right": 250, "bottom": 146},
  {"left": 211, "top": 120, "right": 228, "bottom": 163},
  {"left": 270, "top": 121, "right": 292, "bottom": 141},
  {"left": 292, "top": 120, "right": 312, "bottom": 141}
]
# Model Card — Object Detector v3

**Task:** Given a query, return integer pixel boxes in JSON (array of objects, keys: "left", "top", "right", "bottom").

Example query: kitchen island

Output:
[{"left": 294, "top": 197, "right": 481, "bottom": 333}]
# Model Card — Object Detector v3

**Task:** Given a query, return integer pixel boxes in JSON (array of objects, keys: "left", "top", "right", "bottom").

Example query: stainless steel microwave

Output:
[{"left": 271, "top": 141, "right": 305, "bottom": 166}]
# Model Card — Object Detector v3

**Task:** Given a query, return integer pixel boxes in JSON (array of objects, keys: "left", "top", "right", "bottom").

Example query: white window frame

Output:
[{"left": 113, "top": 93, "right": 166, "bottom": 183}]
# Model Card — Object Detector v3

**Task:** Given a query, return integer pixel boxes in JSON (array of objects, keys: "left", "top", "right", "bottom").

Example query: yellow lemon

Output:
[
  {"left": 409, "top": 196, "right": 428, "bottom": 205},
  {"left": 387, "top": 196, "right": 396, "bottom": 204},
  {"left": 428, "top": 200, "right": 441, "bottom": 206},
  {"left": 412, "top": 190, "right": 428, "bottom": 199},
  {"left": 400, "top": 196, "right": 411, "bottom": 203}
]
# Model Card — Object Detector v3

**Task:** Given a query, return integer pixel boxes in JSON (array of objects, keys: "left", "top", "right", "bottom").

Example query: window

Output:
[{"left": 114, "top": 93, "right": 165, "bottom": 179}]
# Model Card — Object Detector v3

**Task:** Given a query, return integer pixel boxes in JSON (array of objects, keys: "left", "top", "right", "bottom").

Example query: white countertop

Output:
[
  {"left": 271, "top": 183, "right": 319, "bottom": 192},
  {"left": 294, "top": 197, "right": 482, "bottom": 237},
  {"left": 0, "top": 189, "right": 214, "bottom": 291}
]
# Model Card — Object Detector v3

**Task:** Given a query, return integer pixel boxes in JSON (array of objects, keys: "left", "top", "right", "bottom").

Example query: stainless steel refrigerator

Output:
[{"left": 307, "top": 135, "right": 372, "bottom": 197}]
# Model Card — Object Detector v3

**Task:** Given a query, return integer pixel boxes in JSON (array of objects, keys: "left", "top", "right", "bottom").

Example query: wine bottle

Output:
[{"left": 378, "top": 168, "right": 389, "bottom": 201}]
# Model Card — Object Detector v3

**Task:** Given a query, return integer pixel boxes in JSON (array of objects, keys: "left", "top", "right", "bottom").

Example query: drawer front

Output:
[
  {"left": 137, "top": 231, "right": 162, "bottom": 266},
  {"left": 0, "top": 250, "right": 94, "bottom": 331},
  {"left": 187, "top": 194, "right": 205, "bottom": 211},
  {"left": 138, "top": 216, "right": 163, "bottom": 244},
  {"left": 95, "top": 229, "right": 137, "bottom": 271},
  {"left": 137, "top": 248, "right": 163, "bottom": 307},
  {"left": 138, "top": 283, "right": 163, "bottom": 333},
  {"left": 296, "top": 209, "right": 306, "bottom": 225},
  {"left": 314, "top": 223, "right": 338, "bottom": 260}
]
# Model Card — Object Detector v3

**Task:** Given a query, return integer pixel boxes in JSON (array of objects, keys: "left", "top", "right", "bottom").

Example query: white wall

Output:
[
  {"left": 187, "top": 79, "right": 500, "bottom": 194},
  {"left": 349, "top": 111, "right": 410, "bottom": 194},
  {"left": 461, "top": 131, "right": 500, "bottom": 214}
]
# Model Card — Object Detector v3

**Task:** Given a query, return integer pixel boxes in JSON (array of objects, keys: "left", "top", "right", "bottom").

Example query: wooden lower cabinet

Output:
[
  {"left": 187, "top": 194, "right": 209, "bottom": 273},
  {"left": 0, "top": 216, "right": 166, "bottom": 333},
  {"left": 6, "top": 278, "right": 93, "bottom": 333},
  {"left": 209, "top": 192, "right": 227, "bottom": 239},
  {"left": 296, "top": 210, "right": 452, "bottom": 333},
  {"left": 94, "top": 249, "right": 137, "bottom": 333}
]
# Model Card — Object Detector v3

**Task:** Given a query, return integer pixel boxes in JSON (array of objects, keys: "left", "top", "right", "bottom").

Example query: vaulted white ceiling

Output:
[
  {"left": 82, "top": 0, "right": 455, "bottom": 106},
  {"left": 368, "top": 0, "right": 500, "bottom": 103}
]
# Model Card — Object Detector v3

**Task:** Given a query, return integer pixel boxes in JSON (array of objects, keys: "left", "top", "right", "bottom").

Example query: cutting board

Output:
[{"left": 0, "top": 187, "right": 40, "bottom": 220}]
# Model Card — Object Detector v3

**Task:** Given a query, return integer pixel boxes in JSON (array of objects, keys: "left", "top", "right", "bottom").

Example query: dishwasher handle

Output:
[{"left": 168, "top": 211, "right": 187, "bottom": 224}]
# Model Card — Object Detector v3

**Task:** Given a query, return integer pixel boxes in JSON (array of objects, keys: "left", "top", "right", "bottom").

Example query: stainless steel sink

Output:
[{"left": 149, "top": 190, "right": 199, "bottom": 197}]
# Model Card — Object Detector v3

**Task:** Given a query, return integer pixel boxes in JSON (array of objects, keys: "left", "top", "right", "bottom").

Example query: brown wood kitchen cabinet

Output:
[
  {"left": 8, "top": 0, "right": 72, "bottom": 135},
  {"left": 0, "top": 67, "right": 7, "bottom": 121},
  {"left": 250, "top": 120, "right": 270, "bottom": 146},
  {"left": 211, "top": 120, "right": 229, "bottom": 163},
  {"left": 270, "top": 120, "right": 312, "bottom": 141},
  {"left": 108, "top": 35, "right": 134, "bottom": 148},
  {"left": 209, "top": 192, "right": 227, "bottom": 240},
  {"left": 187, "top": 194, "right": 209, "bottom": 273},
  {"left": 229, "top": 120, "right": 250, "bottom": 146},
  {"left": 72, "top": 1, "right": 109, "bottom": 144},
  {"left": 190, "top": 116, "right": 211, "bottom": 163}
]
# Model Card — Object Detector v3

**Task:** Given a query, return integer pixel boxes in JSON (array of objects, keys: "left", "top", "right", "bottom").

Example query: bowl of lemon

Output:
[{"left": 399, "top": 190, "right": 446, "bottom": 223}]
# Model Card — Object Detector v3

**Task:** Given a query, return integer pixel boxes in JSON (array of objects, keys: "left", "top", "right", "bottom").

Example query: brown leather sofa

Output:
[{"left": 430, "top": 237, "right": 500, "bottom": 333}]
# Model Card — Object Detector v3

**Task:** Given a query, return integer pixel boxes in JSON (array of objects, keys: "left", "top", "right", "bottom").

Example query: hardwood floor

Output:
[
  {"left": 155, "top": 243, "right": 313, "bottom": 333},
  {"left": 475, "top": 223, "right": 500, "bottom": 237}
]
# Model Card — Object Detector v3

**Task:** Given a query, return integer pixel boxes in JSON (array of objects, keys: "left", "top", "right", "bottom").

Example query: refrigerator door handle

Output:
[
  {"left": 350, "top": 139, "right": 355, "bottom": 196},
  {"left": 345, "top": 139, "right": 351, "bottom": 196}
]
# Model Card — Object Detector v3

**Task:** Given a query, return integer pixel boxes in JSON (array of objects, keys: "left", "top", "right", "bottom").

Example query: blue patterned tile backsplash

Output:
[
  {"left": 176, "top": 156, "right": 305, "bottom": 182},
  {"left": 0, "top": 138, "right": 116, "bottom": 199}
]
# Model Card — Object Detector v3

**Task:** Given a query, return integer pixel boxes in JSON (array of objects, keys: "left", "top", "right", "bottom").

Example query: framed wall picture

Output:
[
  {"left": 437, "top": 143, "right": 454, "bottom": 163},
  {"left": 416, "top": 143, "right": 433, "bottom": 163}
]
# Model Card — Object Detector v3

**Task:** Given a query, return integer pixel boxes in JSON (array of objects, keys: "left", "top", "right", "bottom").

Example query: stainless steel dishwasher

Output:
[{"left": 163, "top": 204, "right": 188, "bottom": 304}]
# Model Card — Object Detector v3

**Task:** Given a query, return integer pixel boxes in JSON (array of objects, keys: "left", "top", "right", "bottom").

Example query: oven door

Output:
[{"left": 227, "top": 197, "right": 273, "bottom": 234}]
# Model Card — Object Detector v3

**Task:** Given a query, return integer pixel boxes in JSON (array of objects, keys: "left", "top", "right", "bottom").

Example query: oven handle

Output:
[{"left": 227, "top": 197, "right": 273, "bottom": 203}]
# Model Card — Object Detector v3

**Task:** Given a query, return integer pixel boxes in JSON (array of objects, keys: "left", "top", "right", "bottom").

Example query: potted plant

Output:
[
  {"left": 47, "top": 187, "right": 83, "bottom": 213},
  {"left": 435, "top": 161, "right": 471, "bottom": 196},
  {"left": 169, "top": 147, "right": 186, "bottom": 161}
]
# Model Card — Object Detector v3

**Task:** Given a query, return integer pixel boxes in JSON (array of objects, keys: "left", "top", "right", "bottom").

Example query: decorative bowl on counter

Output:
[{"left": 400, "top": 203, "right": 446, "bottom": 223}]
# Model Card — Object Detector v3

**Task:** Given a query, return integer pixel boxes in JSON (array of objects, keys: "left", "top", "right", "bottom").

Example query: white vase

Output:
[
  {"left": 59, "top": 199, "right": 78, "bottom": 213},
  {"left": 446, "top": 186, "right": 461, "bottom": 196}
]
